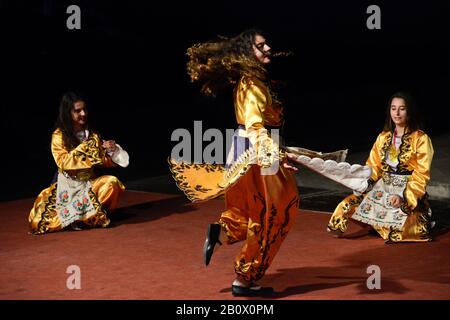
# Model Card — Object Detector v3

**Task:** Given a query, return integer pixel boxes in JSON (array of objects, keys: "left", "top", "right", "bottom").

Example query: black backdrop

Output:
[{"left": 1, "top": 0, "right": 449, "bottom": 201}]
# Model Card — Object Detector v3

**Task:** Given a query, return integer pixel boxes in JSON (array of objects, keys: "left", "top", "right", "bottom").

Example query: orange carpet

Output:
[{"left": 1, "top": 190, "right": 449, "bottom": 300}]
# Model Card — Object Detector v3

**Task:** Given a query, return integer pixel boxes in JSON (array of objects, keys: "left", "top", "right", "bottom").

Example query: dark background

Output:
[{"left": 1, "top": 0, "right": 449, "bottom": 201}]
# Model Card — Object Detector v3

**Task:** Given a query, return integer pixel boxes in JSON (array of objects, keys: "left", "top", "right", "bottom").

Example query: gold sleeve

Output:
[
  {"left": 103, "top": 155, "right": 116, "bottom": 168},
  {"left": 403, "top": 133, "right": 434, "bottom": 210},
  {"left": 51, "top": 129, "right": 105, "bottom": 171},
  {"left": 242, "top": 82, "right": 282, "bottom": 168},
  {"left": 242, "top": 82, "right": 267, "bottom": 131},
  {"left": 365, "top": 133, "right": 384, "bottom": 183}
]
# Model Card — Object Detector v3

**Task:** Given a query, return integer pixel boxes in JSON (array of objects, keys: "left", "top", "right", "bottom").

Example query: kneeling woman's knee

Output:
[{"left": 105, "top": 176, "right": 125, "bottom": 191}]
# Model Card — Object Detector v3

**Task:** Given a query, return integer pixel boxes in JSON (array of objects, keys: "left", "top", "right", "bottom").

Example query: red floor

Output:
[{"left": 1, "top": 190, "right": 450, "bottom": 300}]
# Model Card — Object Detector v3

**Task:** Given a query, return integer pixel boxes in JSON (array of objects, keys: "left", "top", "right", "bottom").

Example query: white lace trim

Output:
[{"left": 291, "top": 155, "right": 372, "bottom": 192}]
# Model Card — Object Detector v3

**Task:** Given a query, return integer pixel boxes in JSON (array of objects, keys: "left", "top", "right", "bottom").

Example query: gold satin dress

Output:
[
  {"left": 327, "top": 129, "right": 434, "bottom": 243},
  {"left": 29, "top": 129, "right": 125, "bottom": 234},
  {"left": 170, "top": 76, "right": 299, "bottom": 282}
]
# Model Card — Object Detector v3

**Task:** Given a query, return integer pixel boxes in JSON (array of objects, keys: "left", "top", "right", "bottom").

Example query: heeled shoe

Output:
[
  {"left": 204, "top": 223, "right": 222, "bottom": 266},
  {"left": 231, "top": 283, "right": 274, "bottom": 297}
]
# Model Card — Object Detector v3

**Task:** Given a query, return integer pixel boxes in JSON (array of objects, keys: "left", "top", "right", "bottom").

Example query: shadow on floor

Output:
[{"left": 110, "top": 196, "right": 196, "bottom": 225}]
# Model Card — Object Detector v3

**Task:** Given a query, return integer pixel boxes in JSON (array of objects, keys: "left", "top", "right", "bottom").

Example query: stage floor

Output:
[{"left": 1, "top": 190, "right": 449, "bottom": 300}]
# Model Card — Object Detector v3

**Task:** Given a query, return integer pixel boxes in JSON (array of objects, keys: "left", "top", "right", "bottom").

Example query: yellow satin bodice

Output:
[
  {"left": 233, "top": 76, "right": 284, "bottom": 129},
  {"left": 366, "top": 129, "right": 434, "bottom": 211},
  {"left": 51, "top": 129, "right": 115, "bottom": 177}
]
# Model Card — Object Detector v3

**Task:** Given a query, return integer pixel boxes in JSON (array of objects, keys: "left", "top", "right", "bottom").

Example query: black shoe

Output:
[
  {"left": 70, "top": 221, "right": 84, "bottom": 231},
  {"left": 231, "top": 284, "right": 274, "bottom": 297},
  {"left": 204, "top": 223, "right": 222, "bottom": 266}
]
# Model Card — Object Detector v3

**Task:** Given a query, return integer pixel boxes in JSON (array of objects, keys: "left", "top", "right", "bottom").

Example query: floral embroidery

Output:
[
  {"left": 376, "top": 210, "right": 387, "bottom": 219},
  {"left": 372, "top": 190, "right": 383, "bottom": 200},
  {"left": 59, "top": 190, "right": 69, "bottom": 204},
  {"left": 72, "top": 197, "right": 90, "bottom": 212},
  {"left": 62, "top": 208, "right": 70, "bottom": 218},
  {"left": 361, "top": 203, "right": 372, "bottom": 214},
  {"left": 393, "top": 211, "right": 405, "bottom": 221}
]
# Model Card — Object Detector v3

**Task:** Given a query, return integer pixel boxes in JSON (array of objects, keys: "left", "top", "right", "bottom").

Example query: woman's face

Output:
[
  {"left": 71, "top": 100, "right": 88, "bottom": 129},
  {"left": 390, "top": 97, "right": 408, "bottom": 127},
  {"left": 253, "top": 34, "right": 271, "bottom": 64}
]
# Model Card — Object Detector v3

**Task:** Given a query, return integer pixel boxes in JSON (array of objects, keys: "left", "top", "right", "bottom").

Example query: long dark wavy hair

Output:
[
  {"left": 383, "top": 91, "right": 423, "bottom": 133},
  {"left": 186, "top": 28, "right": 291, "bottom": 97},
  {"left": 55, "top": 91, "right": 87, "bottom": 150}
]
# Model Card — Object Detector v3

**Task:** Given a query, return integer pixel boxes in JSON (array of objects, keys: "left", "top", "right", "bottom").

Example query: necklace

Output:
[{"left": 388, "top": 129, "right": 401, "bottom": 162}]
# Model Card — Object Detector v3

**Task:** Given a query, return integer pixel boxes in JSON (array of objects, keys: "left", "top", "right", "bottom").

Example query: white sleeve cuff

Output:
[{"left": 110, "top": 144, "right": 129, "bottom": 168}]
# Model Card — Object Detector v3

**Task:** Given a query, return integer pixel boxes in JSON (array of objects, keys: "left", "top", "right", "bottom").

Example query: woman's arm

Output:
[
  {"left": 242, "top": 82, "right": 282, "bottom": 170},
  {"left": 366, "top": 133, "right": 385, "bottom": 186},
  {"left": 402, "top": 133, "right": 434, "bottom": 212},
  {"left": 102, "top": 141, "right": 129, "bottom": 168},
  {"left": 51, "top": 129, "right": 104, "bottom": 170}
]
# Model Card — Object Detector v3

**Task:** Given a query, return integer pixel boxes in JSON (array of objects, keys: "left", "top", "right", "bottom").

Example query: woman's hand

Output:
[
  {"left": 282, "top": 153, "right": 299, "bottom": 172},
  {"left": 389, "top": 194, "right": 403, "bottom": 208},
  {"left": 102, "top": 140, "right": 117, "bottom": 153}
]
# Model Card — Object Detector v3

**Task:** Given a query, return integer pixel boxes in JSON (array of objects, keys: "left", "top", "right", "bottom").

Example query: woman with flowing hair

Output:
[
  {"left": 29, "top": 91, "right": 129, "bottom": 234},
  {"left": 170, "top": 28, "right": 300, "bottom": 296}
]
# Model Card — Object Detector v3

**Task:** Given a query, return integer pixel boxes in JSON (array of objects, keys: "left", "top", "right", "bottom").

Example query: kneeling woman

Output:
[
  {"left": 327, "top": 92, "right": 434, "bottom": 243},
  {"left": 29, "top": 92, "right": 129, "bottom": 234}
]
